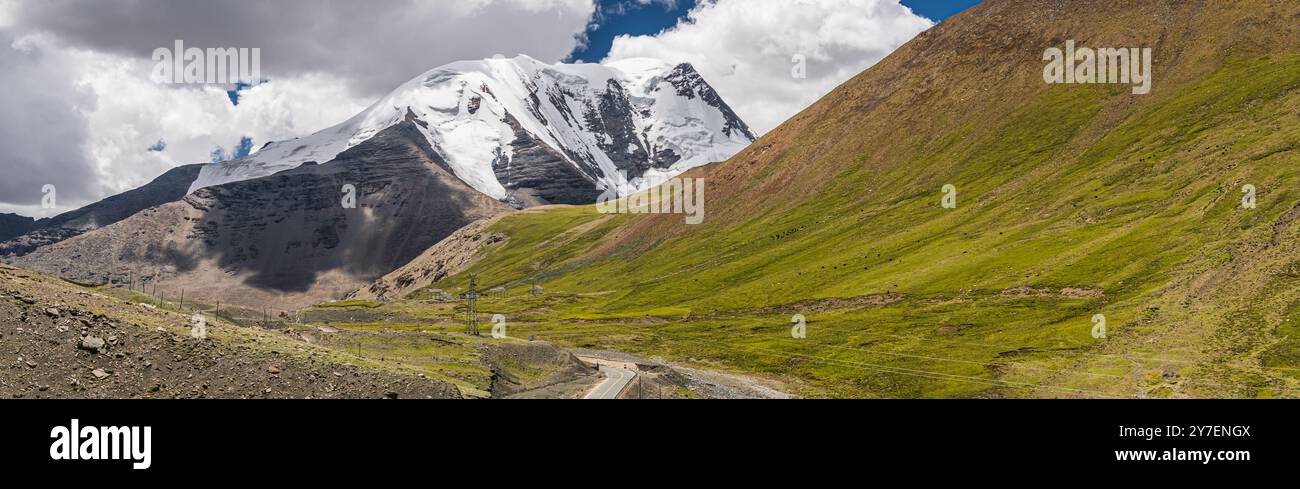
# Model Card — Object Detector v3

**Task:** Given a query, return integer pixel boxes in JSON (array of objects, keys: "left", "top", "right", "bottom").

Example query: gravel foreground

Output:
[{"left": 0, "top": 264, "right": 461, "bottom": 399}]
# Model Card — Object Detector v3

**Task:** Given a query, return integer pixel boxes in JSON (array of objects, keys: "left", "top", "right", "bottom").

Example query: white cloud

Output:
[
  {"left": 0, "top": 0, "right": 598, "bottom": 217},
  {"left": 88, "top": 61, "right": 370, "bottom": 196},
  {"left": 0, "top": 32, "right": 97, "bottom": 218},
  {"left": 603, "top": 0, "right": 933, "bottom": 134},
  {"left": 9, "top": 0, "right": 596, "bottom": 97},
  {"left": 0, "top": 1, "right": 14, "bottom": 29},
  {"left": 0, "top": 33, "right": 369, "bottom": 217}
]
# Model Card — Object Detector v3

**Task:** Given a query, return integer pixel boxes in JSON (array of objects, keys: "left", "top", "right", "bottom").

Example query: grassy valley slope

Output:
[{"left": 359, "top": 0, "right": 1300, "bottom": 398}]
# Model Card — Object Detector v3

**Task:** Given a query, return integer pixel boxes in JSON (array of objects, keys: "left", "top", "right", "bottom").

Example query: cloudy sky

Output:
[{"left": 0, "top": 0, "right": 976, "bottom": 218}]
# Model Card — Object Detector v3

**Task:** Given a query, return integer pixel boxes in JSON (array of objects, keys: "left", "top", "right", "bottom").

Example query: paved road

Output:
[{"left": 585, "top": 365, "right": 635, "bottom": 399}]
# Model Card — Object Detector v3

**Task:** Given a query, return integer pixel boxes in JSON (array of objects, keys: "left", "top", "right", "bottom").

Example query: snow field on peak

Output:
[{"left": 188, "top": 55, "right": 752, "bottom": 202}]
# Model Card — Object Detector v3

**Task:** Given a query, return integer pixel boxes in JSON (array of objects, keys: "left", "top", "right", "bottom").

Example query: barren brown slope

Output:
[
  {"left": 14, "top": 121, "right": 513, "bottom": 312},
  {"left": 348, "top": 214, "right": 511, "bottom": 301},
  {"left": 0, "top": 264, "right": 461, "bottom": 399},
  {"left": 611, "top": 0, "right": 1300, "bottom": 236}
]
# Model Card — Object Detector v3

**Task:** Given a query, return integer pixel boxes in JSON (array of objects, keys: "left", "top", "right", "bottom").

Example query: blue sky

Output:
[
  {"left": 900, "top": 0, "right": 983, "bottom": 22},
  {"left": 568, "top": 0, "right": 980, "bottom": 62},
  {"left": 568, "top": 0, "right": 699, "bottom": 63}
]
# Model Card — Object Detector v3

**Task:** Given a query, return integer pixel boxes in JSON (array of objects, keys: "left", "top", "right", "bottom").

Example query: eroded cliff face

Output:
[
  {"left": 493, "top": 113, "right": 604, "bottom": 207},
  {"left": 348, "top": 216, "right": 510, "bottom": 302},
  {"left": 15, "top": 122, "right": 513, "bottom": 310}
]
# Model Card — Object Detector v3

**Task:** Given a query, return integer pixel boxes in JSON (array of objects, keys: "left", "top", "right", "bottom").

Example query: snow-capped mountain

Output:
[{"left": 188, "top": 55, "right": 755, "bottom": 206}]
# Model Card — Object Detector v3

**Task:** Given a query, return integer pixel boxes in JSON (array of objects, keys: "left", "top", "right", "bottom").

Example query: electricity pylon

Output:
[{"left": 464, "top": 275, "right": 479, "bottom": 336}]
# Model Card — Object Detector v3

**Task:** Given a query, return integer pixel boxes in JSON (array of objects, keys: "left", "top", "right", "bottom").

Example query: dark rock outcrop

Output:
[
  {"left": 494, "top": 112, "right": 604, "bottom": 207},
  {"left": 663, "top": 63, "right": 755, "bottom": 140},
  {"left": 494, "top": 64, "right": 755, "bottom": 207},
  {"left": 0, "top": 213, "right": 36, "bottom": 243}
]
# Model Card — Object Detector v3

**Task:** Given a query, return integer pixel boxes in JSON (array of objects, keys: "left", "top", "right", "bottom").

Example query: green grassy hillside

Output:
[{"left": 373, "top": 0, "right": 1300, "bottom": 397}]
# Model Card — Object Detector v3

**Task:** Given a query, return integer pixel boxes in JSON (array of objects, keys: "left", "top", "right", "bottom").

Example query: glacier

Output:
[{"left": 187, "top": 55, "right": 755, "bottom": 204}]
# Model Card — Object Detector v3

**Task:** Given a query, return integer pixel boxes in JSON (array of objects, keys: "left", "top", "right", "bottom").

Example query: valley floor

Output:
[{"left": 0, "top": 264, "right": 786, "bottom": 399}]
